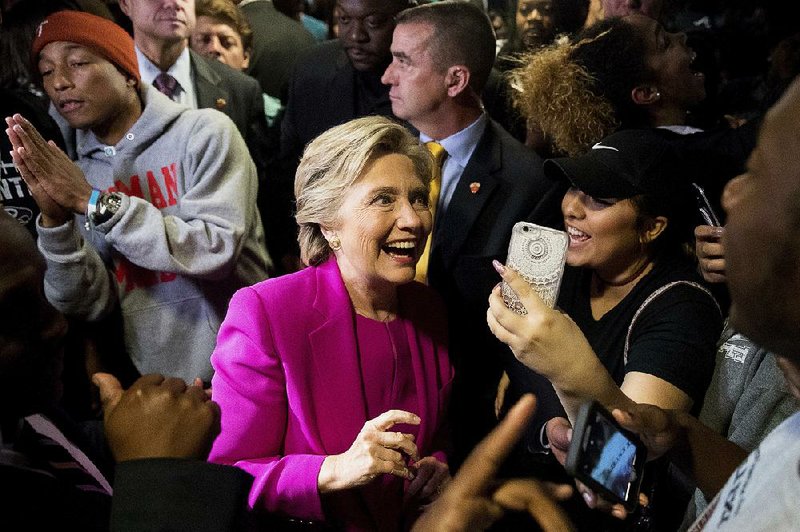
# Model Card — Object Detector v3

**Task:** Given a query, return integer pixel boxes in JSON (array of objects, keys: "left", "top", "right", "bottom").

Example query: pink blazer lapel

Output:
[{"left": 307, "top": 258, "right": 369, "bottom": 455}]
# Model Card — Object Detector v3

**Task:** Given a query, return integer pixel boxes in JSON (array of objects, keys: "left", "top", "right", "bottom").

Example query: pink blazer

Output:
[{"left": 209, "top": 257, "right": 453, "bottom": 526}]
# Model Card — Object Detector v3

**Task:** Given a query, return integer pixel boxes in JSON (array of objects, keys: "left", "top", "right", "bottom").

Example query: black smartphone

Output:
[{"left": 564, "top": 401, "right": 647, "bottom": 512}]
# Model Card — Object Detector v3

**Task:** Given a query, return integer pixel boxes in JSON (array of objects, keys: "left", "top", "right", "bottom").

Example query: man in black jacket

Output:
[
  {"left": 0, "top": 210, "right": 253, "bottom": 531},
  {"left": 271, "top": 0, "right": 409, "bottom": 273}
]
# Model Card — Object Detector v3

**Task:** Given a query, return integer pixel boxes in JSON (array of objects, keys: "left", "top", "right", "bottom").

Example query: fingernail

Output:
[
  {"left": 712, "top": 226, "right": 725, "bottom": 237},
  {"left": 492, "top": 259, "right": 505, "bottom": 274},
  {"left": 583, "top": 492, "right": 594, "bottom": 506}
]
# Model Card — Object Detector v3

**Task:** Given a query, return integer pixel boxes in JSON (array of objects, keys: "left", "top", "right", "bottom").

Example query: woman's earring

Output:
[
  {"left": 329, "top": 236, "right": 341, "bottom": 251},
  {"left": 654, "top": 91, "right": 662, "bottom": 100}
]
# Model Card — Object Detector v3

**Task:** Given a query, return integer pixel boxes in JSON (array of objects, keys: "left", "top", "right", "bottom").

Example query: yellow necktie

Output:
[{"left": 415, "top": 141, "right": 447, "bottom": 283}]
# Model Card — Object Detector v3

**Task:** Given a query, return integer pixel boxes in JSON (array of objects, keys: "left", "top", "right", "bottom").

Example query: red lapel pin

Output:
[
  {"left": 469, "top": 182, "right": 481, "bottom": 194},
  {"left": 215, "top": 98, "right": 227, "bottom": 110}
]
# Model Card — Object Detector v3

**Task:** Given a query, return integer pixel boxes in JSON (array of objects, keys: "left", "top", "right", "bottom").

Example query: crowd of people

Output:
[{"left": 2, "top": 0, "right": 799, "bottom": 530}]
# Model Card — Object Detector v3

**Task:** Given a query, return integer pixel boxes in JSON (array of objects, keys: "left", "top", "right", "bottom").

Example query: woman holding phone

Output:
[{"left": 488, "top": 129, "right": 722, "bottom": 529}]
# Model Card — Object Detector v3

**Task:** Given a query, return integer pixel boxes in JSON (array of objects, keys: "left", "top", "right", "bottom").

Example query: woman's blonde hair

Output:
[
  {"left": 509, "top": 18, "right": 654, "bottom": 156},
  {"left": 509, "top": 38, "right": 618, "bottom": 157},
  {"left": 295, "top": 116, "right": 432, "bottom": 266}
]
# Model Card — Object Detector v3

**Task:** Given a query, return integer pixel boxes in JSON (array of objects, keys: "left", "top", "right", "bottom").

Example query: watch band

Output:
[{"left": 86, "top": 189, "right": 102, "bottom": 219}]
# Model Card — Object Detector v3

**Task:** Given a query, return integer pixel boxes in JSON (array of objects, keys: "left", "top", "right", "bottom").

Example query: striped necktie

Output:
[
  {"left": 415, "top": 141, "right": 447, "bottom": 283},
  {"left": 19, "top": 414, "right": 113, "bottom": 496},
  {"left": 153, "top": 72, "right": 179, "bottom": 99}
]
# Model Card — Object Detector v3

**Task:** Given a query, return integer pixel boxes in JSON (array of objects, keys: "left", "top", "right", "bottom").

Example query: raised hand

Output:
[
  {"left": 94, "top": 372, "right": 220, "bottom": 462},
  {"left": 694, "top": 225, "right": 726, "bottom": 283},
  {"left": 487, "top": 260, "right": 594, "bottom": 381},
  {"left": 6, "top": 113, "right": 93, "bottom": 217},
  {"left": 318, "top": 409, "right": 420, "bottom": 492},
  {"left": 412, "top": 395, "right": 574, "bottom": 532},
  {"left": 407, "top": 456, "right": 450, "bottom": 502}
]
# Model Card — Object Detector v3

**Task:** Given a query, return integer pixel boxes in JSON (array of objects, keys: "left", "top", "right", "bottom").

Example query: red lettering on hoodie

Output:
[
  {"left": 147, "top": 171, "right": 168, "bottom": 209},
  {"left": 113, "top": 175, "right": 144, "bottom": 199},
  {"left": 162, "top": 163, "right": 178, "bottom": 206},
  {"left": 115, "top": 259, "right": 178, "bottom": 292}
]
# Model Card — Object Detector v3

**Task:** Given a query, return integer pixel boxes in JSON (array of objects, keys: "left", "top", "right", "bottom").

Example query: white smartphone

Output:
[{"left": 502, "top": 222, "right": 568, "bottom": 314}]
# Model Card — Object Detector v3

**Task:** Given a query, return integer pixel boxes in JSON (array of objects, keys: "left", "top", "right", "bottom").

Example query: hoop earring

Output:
[{"left": 329, "top": 237, "right": 341, "bottom": 251}]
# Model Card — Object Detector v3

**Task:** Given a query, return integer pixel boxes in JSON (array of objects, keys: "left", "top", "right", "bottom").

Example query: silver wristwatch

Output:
[{"left": 89, "top": 192, "right": 123, "bottom": 226}]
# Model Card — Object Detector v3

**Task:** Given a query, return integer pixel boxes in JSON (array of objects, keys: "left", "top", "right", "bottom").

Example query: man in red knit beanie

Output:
[
  {"left": 7, "top": 9, "right": 270, "bottom": 388},
  {"left": 32, "top": 10, "right": 141, "bottom": 86}
]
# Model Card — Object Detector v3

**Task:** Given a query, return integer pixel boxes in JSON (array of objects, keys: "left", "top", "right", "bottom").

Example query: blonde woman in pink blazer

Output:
[{"left": 209, "top": 117, "right": 454, "bottom": 530}]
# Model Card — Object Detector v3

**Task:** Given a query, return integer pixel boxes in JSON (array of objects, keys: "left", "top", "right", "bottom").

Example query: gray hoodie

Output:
[{"left": 37, "top": 85, "right": 270, "bottom": 382}]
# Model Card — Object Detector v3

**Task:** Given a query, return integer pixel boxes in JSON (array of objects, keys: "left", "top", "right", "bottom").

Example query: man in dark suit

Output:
[
  {"left": 382, "top": 1, "right": 562, "bottom": 468},
  {"left": 281, "top": 0, "right": 410, "bottom": 161},
  {"left": 270, "top": 0, "right": 409, "bottom": 272},
  {"left": 119, "top": 0, "right": 267, "bottom": 145},
  {"left": 119, "top": 0, "right": 275, "bottom": 268},
  {"left": 236, "top": 0, "right": 316, "bottom": 101}
]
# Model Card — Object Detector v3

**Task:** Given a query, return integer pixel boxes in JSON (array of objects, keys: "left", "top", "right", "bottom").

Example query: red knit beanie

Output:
[{"left": 31, "top": 10, "right": 140, "bottom": 84}]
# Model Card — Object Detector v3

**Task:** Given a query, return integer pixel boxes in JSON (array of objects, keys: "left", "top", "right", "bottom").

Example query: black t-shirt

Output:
[{"left": 506, "top": 254, "right": 723, "bottom": 451}]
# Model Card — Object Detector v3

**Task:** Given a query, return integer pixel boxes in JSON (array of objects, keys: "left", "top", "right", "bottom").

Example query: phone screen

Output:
[{"left": 579, "top": 412, "right": 640, "bottom": 502}]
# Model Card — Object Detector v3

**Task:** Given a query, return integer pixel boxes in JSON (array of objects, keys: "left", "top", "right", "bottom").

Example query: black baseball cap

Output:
[{"left": 543, "top": 129, "right": 695, "bottom": 208}]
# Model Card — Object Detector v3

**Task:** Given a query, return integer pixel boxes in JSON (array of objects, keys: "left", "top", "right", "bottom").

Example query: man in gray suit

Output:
[
  {"left": 382, "top": 1, "right": 561, "bottom": 467},
  {"left": 119, "top": 0, "right": 270, "bottom": 163}
]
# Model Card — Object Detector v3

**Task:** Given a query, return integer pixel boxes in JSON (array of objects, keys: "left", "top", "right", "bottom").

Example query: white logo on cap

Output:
[
  {"left": 37, "top": 19, "right": 49, "bottom": 37},
  {"left": 592, "top": 142, "right": 619, "bottom": 152}
]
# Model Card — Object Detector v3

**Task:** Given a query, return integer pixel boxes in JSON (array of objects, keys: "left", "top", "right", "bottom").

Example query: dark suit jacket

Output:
[
  {"left": 281, "top": 39, "right": 394, "bottom": 161},
  {"left": 239, "top": 0, "right": 316, "bottom": 101},
  {"left": 191, "top": 50, "right": 278, "bottom": 267},
  {"left": 426, "top": 119, "right": 563, "bottom": 462},
  {"left": 190, "top": 50, "right": 272, "bottom": 167},
  {"left": 270, "top": 40, "right": 394, "bottom": 271}
]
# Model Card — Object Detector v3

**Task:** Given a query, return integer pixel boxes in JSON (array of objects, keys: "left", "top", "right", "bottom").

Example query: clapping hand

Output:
[
  {"left": 94, "top": 373, "right": 221, "bottom": 462},
  {"left": 5, "top": 113, "right": 92, "bottom": 225}
]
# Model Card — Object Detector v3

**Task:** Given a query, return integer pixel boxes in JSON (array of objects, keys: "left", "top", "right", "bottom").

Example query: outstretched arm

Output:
[
  {"left": 94, "top": 373, "right": 254, "bottom": 531},
  {"left": 613, "top": 404, "right": 748, "bottom": 501},
  {"left": 487, "top": 262, "right": 636, "bottom": 422},
  {"left": 413, "top": 395, "right": 574, "bottom": 532}
]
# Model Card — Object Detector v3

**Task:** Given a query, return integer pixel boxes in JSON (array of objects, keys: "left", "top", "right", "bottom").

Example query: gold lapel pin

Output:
[
  {"left": 469, "top": 182, "right": 481, "bottom": 194},
  {"left": 215, "top": 98, "right": 227, "bottom": 110}
]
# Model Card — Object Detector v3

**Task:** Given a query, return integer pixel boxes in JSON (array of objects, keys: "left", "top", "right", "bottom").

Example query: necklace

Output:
[{"left": 595, "top": 260, "right": 652, "bottom": 287}]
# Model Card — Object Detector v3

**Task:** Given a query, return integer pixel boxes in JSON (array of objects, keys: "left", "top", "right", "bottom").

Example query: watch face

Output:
[
  {"left": 106, "top": 193, "right": 123, "bottom": 211},
  {"left": 91, "top": 192, "right": 123, "bottom": 225}
]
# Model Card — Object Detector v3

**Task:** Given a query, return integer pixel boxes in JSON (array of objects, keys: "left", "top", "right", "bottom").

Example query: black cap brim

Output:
[{"left": 543, "top": 155, "right": 640, "bottom": 200}]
